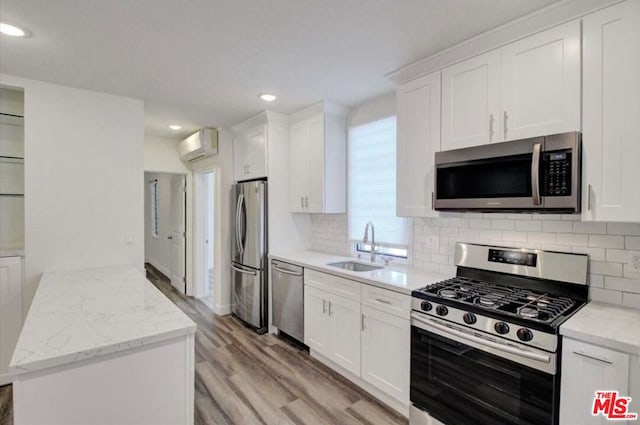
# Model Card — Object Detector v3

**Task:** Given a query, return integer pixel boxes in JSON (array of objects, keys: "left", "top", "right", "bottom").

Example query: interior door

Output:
[{"left": 170, "top": 175, "right": 186, "bottom": 293}]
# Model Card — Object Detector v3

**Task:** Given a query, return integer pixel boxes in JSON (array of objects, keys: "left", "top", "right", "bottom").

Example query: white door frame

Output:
[
  {"left": 170, "top": 174, "right": 187, "bottom": 294},
  {"left": 192, "top": 167, "right": 224, "bottom": 314}
]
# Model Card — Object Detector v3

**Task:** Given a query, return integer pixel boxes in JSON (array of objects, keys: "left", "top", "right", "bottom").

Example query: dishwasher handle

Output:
[{"left": 272, "top": 265, "right": 303, "bottom": 276}]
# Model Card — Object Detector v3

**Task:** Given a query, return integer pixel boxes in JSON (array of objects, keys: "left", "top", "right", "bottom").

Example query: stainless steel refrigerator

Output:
[{"left": 231, "top": 180, "right": 267, "bottom": 333}]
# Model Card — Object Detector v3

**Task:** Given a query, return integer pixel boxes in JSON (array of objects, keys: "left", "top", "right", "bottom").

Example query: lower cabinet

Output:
[
  {"left": 304, "top": 285, "right": 361, "bottom": 376},
  {"left": 560, "top": 338, "right": 634, "bottom": 425},
  {"left": 304, "top": 269, "right": 411, "bottom": 408},
  {"left": 361, "top": 305, "right": 410, "bottom": 404}
]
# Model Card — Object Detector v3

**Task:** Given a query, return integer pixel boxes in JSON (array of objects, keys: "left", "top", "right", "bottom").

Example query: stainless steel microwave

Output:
[{"left": 434, "top": 132, "right": 581, "bottom": 213}]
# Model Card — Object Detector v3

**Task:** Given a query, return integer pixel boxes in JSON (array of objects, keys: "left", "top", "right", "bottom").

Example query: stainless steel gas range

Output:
[{"left": 409, "top": 243, "right": 588, "bottom": 425}]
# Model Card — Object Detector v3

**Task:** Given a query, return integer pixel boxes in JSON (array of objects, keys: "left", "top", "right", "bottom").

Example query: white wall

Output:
[
  {"left": 144, "top": 172, "right": 174, "bottom": 277},
  {"left": 187, "top": 128, "right": 233, "bottom": 315},
  {"left": 0, "top": 74, "right": 145, "bottom": 315},
  {"left": 144, "top": 135, "right": 189, "bottom": 174}
]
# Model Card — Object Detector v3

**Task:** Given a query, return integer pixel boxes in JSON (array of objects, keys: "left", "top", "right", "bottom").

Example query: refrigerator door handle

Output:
[
  {"left": 235, "top": 193, "right": 242, "bottom": 255},
  {"left": 231, "top": 263, "right": 257, "bottom": 276},
  {"left": 239, "top": 192, "right": 246, "bottom": 254}
]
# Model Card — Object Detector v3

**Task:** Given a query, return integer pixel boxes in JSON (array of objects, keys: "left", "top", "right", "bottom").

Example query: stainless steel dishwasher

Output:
[{"left": 271, "top": 260, "right": 304, "bottom": 343}]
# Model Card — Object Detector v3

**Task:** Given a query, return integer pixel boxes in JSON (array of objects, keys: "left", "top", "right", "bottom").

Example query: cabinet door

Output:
[
  {"left": 396, "top": 71, "right": 441, "bottom": 217},
  {"left": 303, "top": 286, "right": 330, "bottom": 357},
  {"left": 501, "top": 20, "right": 581, "bottom": 141},
  {"left": 289, "top": 120, "right": 309, "bottom": 212},
  {"left": 233, "top": 133, "right": 249, "bottom": 182},
  {"left": 560, "top": 338, "right": 630, "bottom": 425},
  {"left": 441, "top": 50, "right": 501, "bottom": 150},
  {"left": 245, "top": 125, "right": 267, "bottom": 180},
  {"left": 361, "top": 305, "right": 410, "bottom": 404},
  {"left": 328, "top": 294, "right": 361, "bottom": 376},
  {"left": 306, "top": 115, "right": 325, "bottom": 213},
  {"left": 582, "top": 0, "right": 640, "bottom": 222},
  {"left": 0, "top": 256, "right": 22, "bottom": 385}
]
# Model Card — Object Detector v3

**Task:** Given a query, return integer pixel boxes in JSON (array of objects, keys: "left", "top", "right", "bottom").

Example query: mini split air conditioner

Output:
[{"left": 178, "top": 128, "right": 218, "bottom": 162}]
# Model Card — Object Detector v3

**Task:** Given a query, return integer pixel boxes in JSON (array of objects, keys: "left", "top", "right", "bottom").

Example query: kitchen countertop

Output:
[
  {"left": 269, "top": 250, "right": 449, "bottom": 295},
  {"left": 10, "top": 265, "right": 196, "bottom": 375},
  {"left": 560, "top": 301, "right": 640, "bottom": 355}
]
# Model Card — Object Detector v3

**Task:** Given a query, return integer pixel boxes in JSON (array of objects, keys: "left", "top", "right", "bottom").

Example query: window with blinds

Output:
[
  {"left": 348, "top": 116, "right": 409, "bottom": 258},
  {"left": 150, "top": 180, "right": 159, "bottom": 238}
]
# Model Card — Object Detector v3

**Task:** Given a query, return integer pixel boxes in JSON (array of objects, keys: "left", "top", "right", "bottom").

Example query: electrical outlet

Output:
[
  {"left": 125, "top": 233, "right": 135, "bottom": 245},
  {"left": 631, "top": 253, "right": 640, "bottom": 271}
]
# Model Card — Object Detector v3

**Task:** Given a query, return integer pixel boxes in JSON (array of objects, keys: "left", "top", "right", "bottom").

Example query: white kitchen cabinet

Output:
[
  {"left": 441, "top": 21, "right": 580, "bottom": 150},
  {"left": 303, "top": 283, "right": 361, "bottom": 376},
  {"left": 560, "top": 338, "right": 632, "bottom": 425},
  {"left": 500, "top": 21, "right": 581, "bottom": 141},
  {"left": 441, "top": 50, "right": 501, "bottom": 150},
  {"left": 233, "top": 122, "right": 267, "bottom": 181},
  {"left": 396, "top": 71, "right": 441, "bottom": 217},
  {"left": 582, "top": 0, "right": 640, "bottom": 222},
  {"left": 361, "top": 305, "right": 410, "bottom": 404},
  {"left": 304, "top": 285, "right": 331, "bottom": 354},
  {"left": 0, "top": 256, "right": 22, "bottom": 385},
  {"left": 289, "top": 102, "right": 348, "bottom": 213}
]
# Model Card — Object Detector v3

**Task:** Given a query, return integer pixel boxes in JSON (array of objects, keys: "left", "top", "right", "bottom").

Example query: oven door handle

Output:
[{"left": 411, "top": 314, "right": 551, "bottom": 364}]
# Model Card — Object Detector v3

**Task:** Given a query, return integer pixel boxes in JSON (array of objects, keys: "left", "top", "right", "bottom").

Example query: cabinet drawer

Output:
[
  {"left": 304, "top": 269, "right": 361, "bottom": 302},
  {"left": 362, "top": 285, "right": 411, "bottom": 319}
]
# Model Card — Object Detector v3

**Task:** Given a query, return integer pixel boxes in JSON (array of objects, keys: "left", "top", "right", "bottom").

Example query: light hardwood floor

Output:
[{"left": 0, "top": 267, "right": 408, "bottom": 425}]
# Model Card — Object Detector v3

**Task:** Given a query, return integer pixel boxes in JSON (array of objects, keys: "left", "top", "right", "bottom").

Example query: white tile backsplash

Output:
[{"left": 310, "top": 212, "right": 640, "bottom": 309}]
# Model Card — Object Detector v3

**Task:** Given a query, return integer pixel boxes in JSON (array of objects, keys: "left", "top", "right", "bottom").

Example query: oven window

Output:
[
  {"left": 437, "top": 153, "right": 533, "bottom": 199},
  {"left": 411, "top": 326, "right": 556, "bottom": 425}
]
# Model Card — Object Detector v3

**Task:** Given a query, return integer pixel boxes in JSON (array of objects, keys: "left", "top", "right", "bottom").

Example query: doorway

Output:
[
  {"left": 195, "top": 170, "right": 215, "bottom": 309},
  {"left": 144, "top": 172, "right": 187, "bottom": 294}
]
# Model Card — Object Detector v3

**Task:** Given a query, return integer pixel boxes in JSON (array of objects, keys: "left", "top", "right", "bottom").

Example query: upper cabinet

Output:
[
  {"left": 232, "top": 111, "right": 288, "bottom": 182},
  {"left": 500, "top": 21, "right": 581, "bottom": 141},
  {"left": 396, "top": 71, "right": 441, "bottom": 217},
  {"left": 441, "top": 50, "right": 501, "bottom": 151},
  {"left": 441, "top": 21, "right": 581, "bottom": 151},
  {"left": 582, "top": 0, "right": 640, "bottom": 222},
  {"left": 289, "top": 102, "right": 348, "bottom": 213}
]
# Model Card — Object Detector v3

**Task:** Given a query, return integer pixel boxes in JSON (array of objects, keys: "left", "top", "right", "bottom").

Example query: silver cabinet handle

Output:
[
  {"left": 167, "top": 236, "right": 173, "bottom": 240},
  {"left": 503, "top": 111, "right": 509, "bottom": 139},
  {"left": 300, "top": 197, "right": 304, "bottom": 208},
  {"left": 375, "top": 297, "right": 391, "bottom": 304},
  {"left": 361, "top": 313, "right": 366, "bottom": 331},
  {"left": 304, "top": 197, "right": 309, "bottom": 208},
  {"left": 573, "top": 351, "right": 612, "bottom": 364},
  {"left": 272, "top": 265, "right": 303, "bottom": 276},
  {"left": 587, "top": 184, "right": 592, "bottom": 211},
  {"left": 531, "top": 143, "right": 542, "bottom": 206},
  {"left": 489, "top": 114, "right": 494, "bottom": 141},
  {"left": 322, "top": 299, "right": 327, "bottom": 315},
  {"left": 328, "top": 301, "right": 333, "bottom": 317}
]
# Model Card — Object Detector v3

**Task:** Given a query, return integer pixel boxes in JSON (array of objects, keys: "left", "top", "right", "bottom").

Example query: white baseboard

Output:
[
  {"left": 213, "top": 303, "right": 232, "bottom": 316},
  {"left": 0, "top": 371, "right": 12, "bottom": 386},
  {"left": 309, "top": 350, "right": 409, "bottom": 418}
]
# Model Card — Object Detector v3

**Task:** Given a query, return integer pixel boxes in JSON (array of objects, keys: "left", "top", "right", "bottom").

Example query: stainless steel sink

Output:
[{"left": 327, "top": 261, "right": 383, "bottom": 272}]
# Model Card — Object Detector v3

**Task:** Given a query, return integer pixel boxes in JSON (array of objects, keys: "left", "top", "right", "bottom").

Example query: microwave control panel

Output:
[{"left": 542, "top": 150, "right": 572, "bottom": 196}]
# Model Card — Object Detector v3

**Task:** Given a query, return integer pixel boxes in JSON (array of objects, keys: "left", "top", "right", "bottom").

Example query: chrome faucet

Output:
[{"left": 362, "top": 221, "right": 378, "bottom": 263}]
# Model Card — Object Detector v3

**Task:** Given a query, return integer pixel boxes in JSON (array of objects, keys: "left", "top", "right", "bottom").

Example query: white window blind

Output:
[{"left": 348, "top": 116, "right": 409, "bottom": 247}]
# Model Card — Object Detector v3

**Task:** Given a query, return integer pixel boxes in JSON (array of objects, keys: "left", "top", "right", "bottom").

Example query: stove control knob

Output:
[
  {"left": 420, "top": 301, "right": 433, "bottom": 312},
  {"left": 517, "top": 328, "right": 534, "bottom": 342},
  {"left": 436, "top": 305, "right": 448, "bottom": 316},
  {"left": 494, "top": 322, "right": 510, "bottom": 334},
  {"left": 463, "top": 313, "right": 477, "bottom": 325}
]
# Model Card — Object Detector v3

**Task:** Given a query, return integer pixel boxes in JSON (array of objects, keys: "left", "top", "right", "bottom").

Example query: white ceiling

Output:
[{"left": 0, "top": 0, "right": 560, "bottom": 139}]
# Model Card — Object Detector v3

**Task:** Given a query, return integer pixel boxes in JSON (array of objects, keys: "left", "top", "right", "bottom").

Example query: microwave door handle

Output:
[{"left": 531, "top": 143, "right": 542, "bottom": 206}]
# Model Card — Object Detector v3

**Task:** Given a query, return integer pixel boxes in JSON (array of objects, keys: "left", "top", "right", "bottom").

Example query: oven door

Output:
[{"left": 410, "top": 314, "right": 559, "bottom": 425}]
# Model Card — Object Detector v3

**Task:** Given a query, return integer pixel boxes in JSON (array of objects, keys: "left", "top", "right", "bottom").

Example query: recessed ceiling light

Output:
[
  {"left": 169, "top": 125, "right": 182, "bottom": 130},
  {"left": 259, "top": 93, "right": 277, "bottom": 102},
  {"left": 0, "top": 22, "right": 29, "bottom": 37}
]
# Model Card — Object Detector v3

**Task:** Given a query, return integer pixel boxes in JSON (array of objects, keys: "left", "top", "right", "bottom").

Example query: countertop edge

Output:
[{"left": 10, "top": 324, "right": 196, "bottom": 376}]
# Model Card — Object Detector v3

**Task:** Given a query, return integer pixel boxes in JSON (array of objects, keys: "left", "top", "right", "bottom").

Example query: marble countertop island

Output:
[
  {"left": 10, "top": 265, "right": 197, "bottom": 375},
  {"left": 560, "top": 301, "right": 640, "bottom": 355},
  {"left": 270, "top": 250, "right": 450, "bottom": 294}
]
